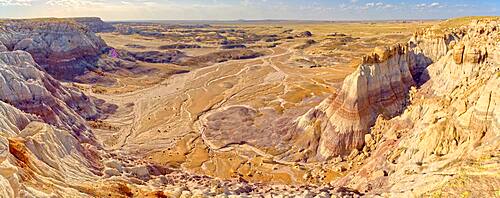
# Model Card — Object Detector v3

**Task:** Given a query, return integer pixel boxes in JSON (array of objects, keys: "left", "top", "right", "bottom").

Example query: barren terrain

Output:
[
  {"left": 0, "top": 16, "right": 498, "bottom": 197},
  {"left": 89, "top": 20, "right": 438, "bottom": 185}
]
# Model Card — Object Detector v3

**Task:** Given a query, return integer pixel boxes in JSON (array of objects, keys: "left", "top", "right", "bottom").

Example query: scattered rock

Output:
[{"left": 295, "top": 31, "right": 313, "bottom": 38}]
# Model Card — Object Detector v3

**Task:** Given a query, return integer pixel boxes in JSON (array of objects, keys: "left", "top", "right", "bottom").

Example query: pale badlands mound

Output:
[{"left": 0, "top": 17, "right": 497, "bottom": 197}]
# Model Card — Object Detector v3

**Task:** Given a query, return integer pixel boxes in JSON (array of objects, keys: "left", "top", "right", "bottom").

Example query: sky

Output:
[{"left": 0, "top": 0, "right": 498, "bottom": 21}]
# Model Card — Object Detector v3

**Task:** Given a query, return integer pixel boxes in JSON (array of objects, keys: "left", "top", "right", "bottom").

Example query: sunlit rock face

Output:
[
  {"left": 0, "top": 50, "right": 103, "bottom": 196},
  {"left": 293, "top": 19, "right": 491, "bottom": 160},
  {"left": 333, "top": 19, "right": 500, "bottom": 196},
  {"left": 0, "top": 19, "right": 108, "bottom": 79},
  {"left": 0, "top": 50, "right": 98, "bottom": 142},
  {"left": 294, "top": 42, "right": 436, "bottom": 159},
  {"left": 0, "top": 100, "right": 104, "bottom": 197}
]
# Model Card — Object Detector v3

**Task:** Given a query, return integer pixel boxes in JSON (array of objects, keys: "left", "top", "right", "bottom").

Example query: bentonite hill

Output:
[{"left": 0, "top": 7, "right": 498, "bottom": 198}]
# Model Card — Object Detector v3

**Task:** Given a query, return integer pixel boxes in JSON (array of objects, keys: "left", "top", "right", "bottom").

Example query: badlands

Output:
[{"left": 0, "top": 16, "right": 498, "bottom": 197}]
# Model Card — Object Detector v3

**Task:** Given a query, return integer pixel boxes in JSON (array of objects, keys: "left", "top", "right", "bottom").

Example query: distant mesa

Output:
[
  {"left": 71, "top": 17, "right": 116, "bottom": 33},
  {"left": 220, "top": 44, "right": 247, "bottom": 49}
]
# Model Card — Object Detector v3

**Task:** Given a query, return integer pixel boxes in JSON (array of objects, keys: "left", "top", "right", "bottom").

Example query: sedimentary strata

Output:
[
  {"left": 0, "top": 50, "right": 99, "bottom": 142},
  {"left": 292, "top": 20, "right": 468, "bottom": 159},
  {"left": 0, "top": 19, "right": 107, "bottom": 79},
  {"left": 336, "top": 18, "right": 499, "bottom": 197}
]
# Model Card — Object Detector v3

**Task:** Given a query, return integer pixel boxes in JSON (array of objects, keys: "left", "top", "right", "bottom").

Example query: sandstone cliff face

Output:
[
  {"left": 0, "top": 20, "right": 110, "bottom": 197},
  {"left": 333, "top": 18, "right": 499, "bottom": 197},
  {"left": 0, "top": 19, "right": 107, "bottom": 79},
  {"left": 294, "top": 44, "right": 428, "bottom": 159},
  {"left": 0, "top": 50, "right": 98, "bottom": 142},
  {"left": 0, "top": 44, "right": 164, "bottom": 197},
  {"left": 291, "top": 18, "right": 494, "bottom": 160}
]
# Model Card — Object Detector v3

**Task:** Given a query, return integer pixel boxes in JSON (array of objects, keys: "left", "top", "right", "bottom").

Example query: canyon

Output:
[{"left": 0, "top": 16, "right": 498, "bottom": 197}]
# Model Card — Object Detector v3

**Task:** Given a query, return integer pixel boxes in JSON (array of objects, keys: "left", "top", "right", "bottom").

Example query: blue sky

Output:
[{"left": 0, "top": 0, "right": 498, "bottom": 20}]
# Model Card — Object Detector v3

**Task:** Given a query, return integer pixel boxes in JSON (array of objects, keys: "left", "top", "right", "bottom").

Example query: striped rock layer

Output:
[
  {"left": 0, "top": 50, "right": 99, "bottom": 143},
  {"left": 335, "top": 18, "right": 499, "bottom": 196},
  {"left": 0, "top": 19, "right": 108, "bottom": 79},
  {"left": 295, "top": 29, "right": 459, "bottom": 159}
]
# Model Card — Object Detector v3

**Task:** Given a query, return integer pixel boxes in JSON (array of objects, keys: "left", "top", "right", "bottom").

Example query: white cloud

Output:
[
  {"left": 0, "top": 0, "right": 32, "bottom": 6},
  {"left": 383, "top": 4, "right": 394, "bottom": 9},
  {"left": 417, "top": 2, "right": 443, "bottom": 9},
  {"left": 429, "top": 2, "right": 440, "bottom": 7},
  {"left": 120, "top": 1, "right": 132, "bottom": 5},
  {"left": 46, "top": 0, "right": 104, "bottom": 7},
  {"left": 363, "top": 2, "right": 395, "bottom": 10},
  {"left": 416, "top": 3, "right": 427, "bottom": 8}
]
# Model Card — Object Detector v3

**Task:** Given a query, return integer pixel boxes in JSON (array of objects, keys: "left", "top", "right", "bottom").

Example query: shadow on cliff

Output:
[{"left": 409, "top": 42, "right": 433, "bottom": 87}]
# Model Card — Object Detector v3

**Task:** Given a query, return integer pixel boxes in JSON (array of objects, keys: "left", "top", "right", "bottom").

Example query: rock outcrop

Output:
[
  {"left": 295, "top": 31, "right": 313, "bottom": 38},
  {"left": 0, "top": 48, "right": 104, "bottom": 196},
  {"left": 333, "top": 18, "right": 499, "bottom": 197},
  {"left": 71, "top": 17, "right": 115, "bottom": 33},
  {"left": 0, "top": 50, "right": 98, "bottom": 142},
  {"left": 291, "top": 18, "right": 489, "bottom": 160},
  {"left": 0, "top": 18, "right": 108, "bottom": 79},
  {"left": 294, "top": 44, "right": 428, "bottom": 159}
]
